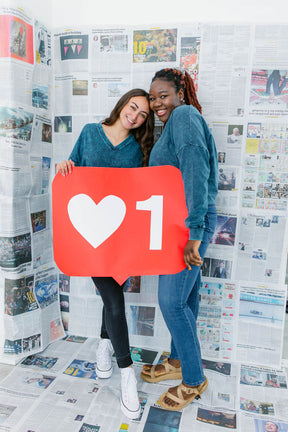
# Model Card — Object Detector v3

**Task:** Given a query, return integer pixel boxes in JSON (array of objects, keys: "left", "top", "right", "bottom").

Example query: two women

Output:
[
  {"left": 57, "top": 69, "right": 218, "bottom": 415},
  {"left": 56, "top": 88, "right": 154, "bottom": 420},
  {"left": 141, "top": 68, "right": 218, "bottom": 411}
]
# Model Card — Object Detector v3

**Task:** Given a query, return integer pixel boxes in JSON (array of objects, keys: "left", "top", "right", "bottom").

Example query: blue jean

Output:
[{"left": 158, "top": 205, "right": 217, "bottom": 386}]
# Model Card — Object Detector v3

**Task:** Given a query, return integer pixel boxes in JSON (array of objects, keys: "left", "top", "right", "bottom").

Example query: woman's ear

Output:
[{"left": 178, "top": 88, "right": 185, "bottom": 103}]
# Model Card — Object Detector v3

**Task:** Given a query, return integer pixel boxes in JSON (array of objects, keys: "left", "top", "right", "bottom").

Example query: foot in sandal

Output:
[
  {"left": 158, "top": 377, "right": 208, "bottom": 411},
  {"left": 141, "top": 358, "right": 182, "bottom": 383}
]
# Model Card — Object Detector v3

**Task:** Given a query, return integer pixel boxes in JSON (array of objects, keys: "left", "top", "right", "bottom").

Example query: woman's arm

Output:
[
  {"left": 169, "top": 107, "right": 211, "bottom": 269},
  {"left": 169, "top": 108, "right": 210, "bottom": 241}
]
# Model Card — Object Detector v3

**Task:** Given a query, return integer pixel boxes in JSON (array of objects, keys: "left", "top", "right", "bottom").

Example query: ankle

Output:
[
  {"left": 121, "top": 365, "right": 134, "bottom": 375},
  {"left": 168, "top": 358, "right": 181, "bottom": 368},
  {"left": 181, "top": 380, "right": 202, "bottom": 389},
  {"left": 181, "top": 381, "right": 194, "bottom": 388}
]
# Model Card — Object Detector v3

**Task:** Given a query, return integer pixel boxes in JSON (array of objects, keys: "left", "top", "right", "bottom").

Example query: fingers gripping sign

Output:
[
  {"left": 183, "top": 240, "right": 203, "bottom": 270},
  {"left": 52, "top": 166, "right": 189, "bottom": 284}
]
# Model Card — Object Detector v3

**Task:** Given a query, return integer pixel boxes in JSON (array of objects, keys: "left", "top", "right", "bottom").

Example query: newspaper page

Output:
[
  {"left": 243, "top": 123, "right": 288, "bottom": 212},
  {"left": 198, "top": 24, "right": 251, "bottom": 118},
  {"left": 91, "top": 27, "right": 132, "bottom": 74},
  {"left": 236, "top": 284, "right": 287, "bottom": 367},
  {"left": 239, "top": 363, "right": 288, "bottom": 431},
  {"left": 236, "top": 211, "right": 287, "bottom": 283},
  {"left": 0, "top": 5, "right": 64, "bottom": 365},
  {"left": 198, "top": 281, "right": 236, "bottom": 361}
]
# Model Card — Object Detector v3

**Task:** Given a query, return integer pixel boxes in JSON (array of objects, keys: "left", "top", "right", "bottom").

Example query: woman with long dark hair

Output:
[{"left": 56, "top": 88, "right": 154, "bottom": 419}]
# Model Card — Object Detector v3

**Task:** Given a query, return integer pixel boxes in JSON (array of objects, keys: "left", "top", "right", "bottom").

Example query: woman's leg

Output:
[
  {"left": 93, "top": 277, "right": 140, "bottom": 419},
  {"left": 170, "top": 271, "right": 201, "bottom": 360},
  {"left": 159, "top": 206, "right": 217, "bottom": 385},
  {"left": 92, "top": 277, "right": 132, "bottom": 368},
  {"left": 141, "top": 207, "right": 216, "bottom": 384},
  {"left": 159, "top": 268, "right": 203, "bottom": 385},
  {"left": 100, "top": 306, "right": 109, "bottom": 339}
]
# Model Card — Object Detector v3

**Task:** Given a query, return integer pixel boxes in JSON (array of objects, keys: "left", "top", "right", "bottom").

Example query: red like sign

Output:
[{"left": 52, "top": 166, "right": 189, "bottom": 284}]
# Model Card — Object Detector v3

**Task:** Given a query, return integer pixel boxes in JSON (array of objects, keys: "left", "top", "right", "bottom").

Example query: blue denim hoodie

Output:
[{"left": 149, "top": 105, "right": 218, "bottom": 241}]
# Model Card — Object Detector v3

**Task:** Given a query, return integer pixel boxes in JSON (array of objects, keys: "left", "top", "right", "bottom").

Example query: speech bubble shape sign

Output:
[{"left": 52, "top": 166, "right": 189, "bottom": 284}]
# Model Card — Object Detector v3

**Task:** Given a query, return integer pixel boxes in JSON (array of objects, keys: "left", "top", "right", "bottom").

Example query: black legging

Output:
[{"left": 92, "top": 276, "right": 132, "bottom": 368}]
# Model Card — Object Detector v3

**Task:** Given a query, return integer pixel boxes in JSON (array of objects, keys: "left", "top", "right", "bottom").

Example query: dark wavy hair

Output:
[
  {"left": 151, "top": 68, "right": 202, "bottom": 114},
  {"left": 102, "top": 88, "right": 155, "bottom": 166}
]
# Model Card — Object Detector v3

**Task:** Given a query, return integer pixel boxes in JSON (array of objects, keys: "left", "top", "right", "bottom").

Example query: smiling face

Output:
[
  {"left": 119, "top": 96, "right": 149, "bottom": 131},
  {"left": 264, "top": 422, "right": 278, "bottom": 432},
  {"left": 149, "top": 78, "right": 184, "bottom": 124}
]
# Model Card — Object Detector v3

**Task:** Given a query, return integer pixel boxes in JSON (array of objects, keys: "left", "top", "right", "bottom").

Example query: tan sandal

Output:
[
  {"left": 140, "top": 358, "right": 182, "bottom": 383},
  {"left": 158, "top": 377, "right": 208, "bottom": 411}
]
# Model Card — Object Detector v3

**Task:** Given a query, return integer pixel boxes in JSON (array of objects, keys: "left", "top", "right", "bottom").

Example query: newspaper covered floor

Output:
[{"left": 0, "top": 336, "right": 288, "bottom": 432}]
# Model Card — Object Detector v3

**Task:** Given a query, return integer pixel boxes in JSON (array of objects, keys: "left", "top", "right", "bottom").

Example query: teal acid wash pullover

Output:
[
  {"left": 149, "top": 105, "right": 218, "bottom": 241},
  {"left": 69, "top": 123, "right": 143, "bottom": 168}
]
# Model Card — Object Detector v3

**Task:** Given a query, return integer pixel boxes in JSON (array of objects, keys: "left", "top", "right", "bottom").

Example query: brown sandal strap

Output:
[
  {"left": 177, "top": 383, "right": 200, "bottom": 398},
  {"left": 164, "top": 384, "right": 200, "bottom": 405},
  {"left": 149, "top": 358, "right": 180, "bottom": 379},
  {"left": 150, "top": 364, "right": 157, "bottom": 379}
]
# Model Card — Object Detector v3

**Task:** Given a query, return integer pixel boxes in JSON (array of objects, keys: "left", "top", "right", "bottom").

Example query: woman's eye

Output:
[
  {"left": 161, "top": 95, "right": 167, "bottom": 99},
  {"left": 130, "top": 105, "right": 136, "bottom": 110},
  {"left": 149, "top": 97, "right": 155, "bottom": 102}
]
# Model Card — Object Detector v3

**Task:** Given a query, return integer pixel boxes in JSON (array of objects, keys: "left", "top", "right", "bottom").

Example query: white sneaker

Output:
[
  {"left": 96, "top": 339, "right": 113, "bottom": 378},
  {"left": 120, "top": 367, "right": 141, "bottom": 420}
]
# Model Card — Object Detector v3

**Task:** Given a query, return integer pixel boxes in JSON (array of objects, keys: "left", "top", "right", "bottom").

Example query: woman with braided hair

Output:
[{"left": 141, "top": 68, "right": 218, "bottom": 411}]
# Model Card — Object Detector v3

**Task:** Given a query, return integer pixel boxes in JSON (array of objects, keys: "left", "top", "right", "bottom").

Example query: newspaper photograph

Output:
[
  {"left": 249, "top": 69, "right": 288, "bottom": 116},
  {"left": 0, "top": 8, "right": 34, "bottom": 64},
  {"left": 0, "top": 106, "right": 34, "bottom": 143},
  {"left": 133, "top": 28, "right": 177, "bottom": 63},
  {"left": 54, "top": 29, "right": 89, "bottom": 74},
  {"left": 180, "top": 35, "right": 200, "bottom": 90},
  {"left": 34, "top": 20, "right": 51, "bottom": 66}
]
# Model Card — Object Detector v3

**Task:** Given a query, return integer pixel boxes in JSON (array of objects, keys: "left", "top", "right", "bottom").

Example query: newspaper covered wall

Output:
[
  {"left": 0, "top": 5, "right": 65, "bottom": 365},
  {"left": 52, "top": 22, "right": 288, "bottom": 368},
  {"left": 0, "top": 7, "right": 287, "bottom": 369}
]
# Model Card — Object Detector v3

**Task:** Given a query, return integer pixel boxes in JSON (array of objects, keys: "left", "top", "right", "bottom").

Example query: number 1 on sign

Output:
[{"left": 136, "top": 195, "right": 163, "bottom": 250}]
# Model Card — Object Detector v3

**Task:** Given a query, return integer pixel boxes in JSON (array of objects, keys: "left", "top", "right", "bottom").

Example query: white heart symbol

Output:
[{"left": 68, "top": 194, "right": 126, "bottom": 248}]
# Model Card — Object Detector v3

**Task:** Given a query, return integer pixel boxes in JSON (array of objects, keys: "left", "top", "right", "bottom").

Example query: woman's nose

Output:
[
  {"left": 130, "top": 111, "right": 137, "bottom": 120},
  {"left": 153, "top": 98, "right": 162, "bottom": 107}
]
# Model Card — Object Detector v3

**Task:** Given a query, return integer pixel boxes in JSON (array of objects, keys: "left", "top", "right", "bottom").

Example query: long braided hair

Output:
[{"left": 151, "top": 68, "right": 202, "bottom": 114}]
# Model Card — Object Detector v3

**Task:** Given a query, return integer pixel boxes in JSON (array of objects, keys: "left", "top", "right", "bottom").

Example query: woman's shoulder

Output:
[
  {"left": 172, "top": 104, "right": 202, "bottom": 119},
  {"left": 169, "top": 105, "right": 204, "bottom": 132},
  {"left": 78, "top": 122, "right": 102, "bottom": 138},
  {"left": 81, "top": 122, "right": 101, "bottom": 132}
]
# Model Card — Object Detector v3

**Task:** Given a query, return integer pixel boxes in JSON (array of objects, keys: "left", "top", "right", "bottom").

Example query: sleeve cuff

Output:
[{"left": 189, "top": 227, "right": 204, "bottom": 241}]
